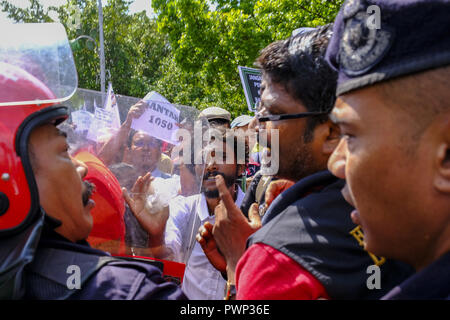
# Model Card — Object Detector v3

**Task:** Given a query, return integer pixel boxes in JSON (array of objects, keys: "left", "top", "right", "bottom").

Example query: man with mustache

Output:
[
  {"left": 24, "top": 121, "right": 185, "bottom": 299},
  {"left": 127, "top": 127, "right": 246, "bottom": 299},
  {"left": 326, "top": 0, "right": 450, "bottom": 299},
  {"left": 0, "top": 43, "right": 185, "bottom": 299}
]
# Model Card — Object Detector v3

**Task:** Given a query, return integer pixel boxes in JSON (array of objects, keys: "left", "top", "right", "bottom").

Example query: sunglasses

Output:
[{"left": 133, "top": 140, "right": 160, "bottom": 148}]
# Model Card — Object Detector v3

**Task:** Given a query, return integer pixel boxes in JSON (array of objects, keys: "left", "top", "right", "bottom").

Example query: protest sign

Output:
[
  {"left": 143, "top": 91, "right": 170, "bottom": 103},
  {"left": 238, "top": 66, "right": 262, "bottom": 112},
  {"left": 71, "top": 109, "right": 94, "bottom": 132},
  {"left": 131, "top": 92, "right": 180, "bottom": 145},
  {"left": 86, "top": 83, "right": 121, "bottom": 142},
  {"left": 103, "top": 82, "right": 121, "bottom": 131}
]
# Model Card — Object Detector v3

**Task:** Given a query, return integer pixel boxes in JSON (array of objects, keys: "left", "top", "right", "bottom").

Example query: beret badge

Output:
[
  {"left": 343, "top": 0, "right": 362, "bottom": 19},
  {"left": 339, "top": 3, "right": 394, "bottom": 76}
]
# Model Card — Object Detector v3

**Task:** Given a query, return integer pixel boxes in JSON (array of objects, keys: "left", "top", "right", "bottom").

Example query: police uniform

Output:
[
  {"left": 325, "top": 0, "right": 450, "bottom": 300},
  {"left": 24, "top": 215, "right": 186, "bottom": 300}
]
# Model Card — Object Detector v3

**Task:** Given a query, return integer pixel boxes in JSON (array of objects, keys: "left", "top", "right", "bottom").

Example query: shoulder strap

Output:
[
  {"left": 255, "top": 175, "right": 273, "bottom": 205},
  {"left": 27, "top": 247, "right": 119, "bottom": 300}
]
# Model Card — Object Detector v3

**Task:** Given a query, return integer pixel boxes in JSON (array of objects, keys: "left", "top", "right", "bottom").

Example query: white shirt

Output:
[{"left": 165, "top": 187, "right": 245, "bottom": 300}]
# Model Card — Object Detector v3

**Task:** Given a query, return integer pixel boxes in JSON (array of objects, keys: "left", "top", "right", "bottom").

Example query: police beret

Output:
[
  {"left": 198, "top": 106, "right": 231, "bottom": 122},
  {"left": 326, "top": 0, "right": 450, "bottom": 96}
]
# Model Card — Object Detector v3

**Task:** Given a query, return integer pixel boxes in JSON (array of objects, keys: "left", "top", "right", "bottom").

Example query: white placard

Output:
[
  {"left": 86, "top": 106, "right": 117, "bottom": 142},
  {"left": 131, "top": 99, "right": 180, "bottom": 145},
  {"left": 71, "top": 110, "right": 94, "bottom": 132}
]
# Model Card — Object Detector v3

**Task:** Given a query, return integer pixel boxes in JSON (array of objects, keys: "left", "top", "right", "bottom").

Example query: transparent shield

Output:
[
  {"left": 0, "top": 23, "right": 77, "bottom": 106},
  {"left": 60, "top": 88, "right": 209, "bottom": 278}
]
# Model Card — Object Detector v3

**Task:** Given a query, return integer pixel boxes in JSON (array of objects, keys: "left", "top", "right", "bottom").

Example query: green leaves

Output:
[
  {"left": 1, "top": 0, "right": 344, "bottom": 117},
  {"left": 151, "top": 0, "right": 344, "bottom": 117}
]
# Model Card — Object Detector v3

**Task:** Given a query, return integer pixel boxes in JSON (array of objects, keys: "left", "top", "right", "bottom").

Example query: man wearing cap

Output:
[
  {"left": 197, "top": 25, "right": 414, "bottom": 300},
  {"left": 326, "top": 0, "right": 450, "bottom": 299},
  {"left": 199, "top": 106, "right": 231, "bottom": 128}
]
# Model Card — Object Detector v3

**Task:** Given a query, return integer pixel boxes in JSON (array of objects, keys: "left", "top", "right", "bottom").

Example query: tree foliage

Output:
[
  {"left": 1, "top": 0, "right": 169, "bottom": 98},
  {"left": 1, "top": 0, "right": 344, "bottom": 117},
  {"left": 152, "top": 0, "right": 344, "bottom": 117}
]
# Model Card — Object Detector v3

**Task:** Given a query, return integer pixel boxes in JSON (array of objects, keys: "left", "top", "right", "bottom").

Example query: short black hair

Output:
[{"left": 256, "top": 24, "right": 337, "bottom": 142}]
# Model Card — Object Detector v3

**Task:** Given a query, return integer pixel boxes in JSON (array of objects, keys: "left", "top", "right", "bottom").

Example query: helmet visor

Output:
[{"left": 0, "top": 23, "right": 77, "bottom": 106}]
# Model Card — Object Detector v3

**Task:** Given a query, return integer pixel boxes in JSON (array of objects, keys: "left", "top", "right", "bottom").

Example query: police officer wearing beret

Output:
[{"left": 326, "top": 0, "right": 450, "bottom": 299}]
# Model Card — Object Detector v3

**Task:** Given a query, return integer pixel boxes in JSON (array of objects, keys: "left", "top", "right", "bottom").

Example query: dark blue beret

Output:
[{"left": 326, "top": 0, "right": 450, "bottom": 96}]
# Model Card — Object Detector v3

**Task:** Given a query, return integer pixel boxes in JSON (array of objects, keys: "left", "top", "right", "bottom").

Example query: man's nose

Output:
[
  {"left": 205, "top": 158, "right": 218, "bottom": 172},
  {"left": 72, "top": 158, "right": 88, "bottom": 179},
  {"left": 328, "top": 138, "right": 347, "bottom": 180}
]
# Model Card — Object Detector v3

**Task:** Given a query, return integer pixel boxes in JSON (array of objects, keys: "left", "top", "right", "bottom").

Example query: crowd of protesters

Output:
[{"left": 0, "top": 0, "right": 449, "bottom": 300}]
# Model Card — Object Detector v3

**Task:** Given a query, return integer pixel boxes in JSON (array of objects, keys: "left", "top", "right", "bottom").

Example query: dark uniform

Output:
[{"left": 24, "top": 215, "right": 186, "bottom": 300}]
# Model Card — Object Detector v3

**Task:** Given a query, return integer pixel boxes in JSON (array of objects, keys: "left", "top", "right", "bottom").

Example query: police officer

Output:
[
  {"left": 326, "top": 0, "right": 450, "bottom": 299},
  {"left": 0, "top": 23, "right": 185, "bottom": 300}
]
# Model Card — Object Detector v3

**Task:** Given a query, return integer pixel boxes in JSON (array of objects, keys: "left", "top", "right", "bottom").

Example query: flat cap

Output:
[
  {"left": 199, "top": 106, "right": 231, "bottom": 122},
  {"left": 231, "top": 115, "right": 253, "bottom": 129},
  {"left": 326, "top": 0, "right": 450, "bottom": 96}
]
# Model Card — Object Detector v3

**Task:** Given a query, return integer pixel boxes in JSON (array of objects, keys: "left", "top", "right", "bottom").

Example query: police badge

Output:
[
  {"left": 339, "top": 5, "right": 394, "bottom": 76},
  {"left": 343, "top": 0, "right": 362, "bottom": 19}
]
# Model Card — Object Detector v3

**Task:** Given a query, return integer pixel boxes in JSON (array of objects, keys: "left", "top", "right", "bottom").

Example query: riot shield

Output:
[
  {"left": 0, "top": 23, "right": 77, "bottom": 107},
  {"left": 62, "top": 88, "right": 209, "bottom": 284}
]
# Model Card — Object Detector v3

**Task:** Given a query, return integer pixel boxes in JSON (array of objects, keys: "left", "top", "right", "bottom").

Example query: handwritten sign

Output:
[
  {"left": 238, "top": 66, "right": 262, "bottom": 112},
  {"left": 86, "top": 83, "right": 122, "bottom": 143},
  {"left": 71, "top": 110, "right": 94, "bottom": 132},
  {"left": 86, "top": 107, "right": 117, "bottom": 142},
  {"left": 131, "top": 99, "right": 181, "bottom": 145}
]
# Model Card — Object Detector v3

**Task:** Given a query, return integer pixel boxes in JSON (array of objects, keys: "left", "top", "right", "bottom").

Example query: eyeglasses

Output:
[
  {"left": 133, "top": 140, "right": 160, "bottom": 149},
  {"left": 255, "top": 101, "right": 328, "bottom": 122},
  {"left": 257, "top": 111, "right": 328, "bottom": 122}
]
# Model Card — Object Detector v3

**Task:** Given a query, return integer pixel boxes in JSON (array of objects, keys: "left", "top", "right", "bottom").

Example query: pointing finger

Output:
[{"left": 215, "top": 175, "right": 236, "bottom": 216}]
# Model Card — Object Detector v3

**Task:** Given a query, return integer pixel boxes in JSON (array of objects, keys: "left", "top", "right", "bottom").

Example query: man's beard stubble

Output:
[
  {"left": 202, "top": 171, "right": 236, "bottom": 199},
  {"left": 277, "top": 140, "right": 319, "bottom": 182}
]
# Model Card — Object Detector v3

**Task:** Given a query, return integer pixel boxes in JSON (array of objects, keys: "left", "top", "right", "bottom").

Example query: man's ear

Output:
[
  {"left": 433, "top": 115, "right": 450, "bottom": 193},
  {"left": 321, "top": 120, "right": 341, "bottom": 156},
  {"left": 434, "top": 143, "right": 450, "bottom": 194}
]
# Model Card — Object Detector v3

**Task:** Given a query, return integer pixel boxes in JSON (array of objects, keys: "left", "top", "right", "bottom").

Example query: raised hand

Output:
[
  {"left": 124, "top": 100, "right": 147, "bottom": 127},
  {"left": 213, "top": 175, "right": 261, "bottom": 277},
  {"left": 196, "top": 221, "right": 227, "bottom": 273},
  {"left": 122, "top": 172, "right": 169, "bottom": 240},
  {"left": 264, "top": 179, "right": 295, "bottom": 208}
]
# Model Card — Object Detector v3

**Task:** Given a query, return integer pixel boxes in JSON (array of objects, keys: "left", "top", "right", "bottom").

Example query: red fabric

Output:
[{"left": 235, "top": 243, "right": 329, "bottom": 300}]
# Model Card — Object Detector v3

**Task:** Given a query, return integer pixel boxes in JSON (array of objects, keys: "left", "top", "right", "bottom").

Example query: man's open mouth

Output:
[{"left": 82, "top": 181, "right": 96, "bottom": 207}]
